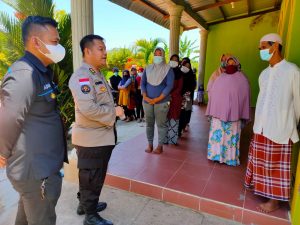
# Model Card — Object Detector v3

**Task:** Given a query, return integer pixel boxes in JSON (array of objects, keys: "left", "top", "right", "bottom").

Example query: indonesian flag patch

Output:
[{"left": 79, "top": 78, "right": 90, "bottom": 85}]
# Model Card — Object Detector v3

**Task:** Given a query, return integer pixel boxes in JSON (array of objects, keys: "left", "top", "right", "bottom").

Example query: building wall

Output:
[{"left": 204, "top": 11, "right": 279, "bottom": 106}]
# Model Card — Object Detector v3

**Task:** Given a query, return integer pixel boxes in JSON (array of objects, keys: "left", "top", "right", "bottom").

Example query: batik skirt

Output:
[{"left": 207, "top": 117, "right": 241, "bottom": 166}]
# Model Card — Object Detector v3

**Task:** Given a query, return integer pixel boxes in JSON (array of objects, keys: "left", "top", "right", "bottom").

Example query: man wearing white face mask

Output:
[
  {"left": 245, "top": 33, "right": 300, "bottom": 213},
  {"left": 0, "top": 16, "right": 68, "bottom": 225}
]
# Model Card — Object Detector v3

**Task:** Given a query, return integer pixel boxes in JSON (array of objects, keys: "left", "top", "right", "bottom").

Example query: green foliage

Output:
[
  {"left": 179, "top": 36, "right": 199, "bottom": 60},
  {"left": 135, "top": 38, "right": 166, "bottom": 65},
  {"left": 107, "top": 47, "right": 132, "bottom": 69},
  {"left": 1, "top": 0, "right": 54, "bottom": 17}
]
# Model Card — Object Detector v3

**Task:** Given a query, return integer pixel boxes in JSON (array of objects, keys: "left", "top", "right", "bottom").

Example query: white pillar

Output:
[
  {"left": 168, "top": 5, "right": 184, "bottom": 56},
  {"left": 71, "top": 0, "right": 94, "bottom": 71},
  {"left": 198, "top": 29, "right": 208, "bottom": 88}
]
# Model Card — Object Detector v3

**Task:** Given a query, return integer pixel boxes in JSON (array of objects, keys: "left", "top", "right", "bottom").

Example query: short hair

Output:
[
  {"left": 112, "top": 67, "right": 119, "bottom": 72},
  {"left": 80, "top": 34, "right": 104, "bottom": 56},
  {"left": 22, "top": 16, "right": 58, "bottom": 44}
]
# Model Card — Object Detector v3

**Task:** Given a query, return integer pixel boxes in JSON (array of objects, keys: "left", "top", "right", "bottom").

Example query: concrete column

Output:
[
  {"left": 198, "top": 29, "right": 208, "bottom": 88},
  {"left": 71, "top": 0, "right": 94, "bottom": 71},
  {"left": 168, "top": 5, "right": 184, "bottom": 56}
]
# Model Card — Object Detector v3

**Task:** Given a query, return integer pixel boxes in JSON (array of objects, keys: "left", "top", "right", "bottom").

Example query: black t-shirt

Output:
[{"left": 109, "top": 75, "right": 122, "bottom": 91}]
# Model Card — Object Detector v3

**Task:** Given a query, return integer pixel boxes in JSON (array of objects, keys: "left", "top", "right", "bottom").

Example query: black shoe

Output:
[
  {"left": 77, "top": 202, "right": 107, "bottom": 215},
  {"left": 84, "top": 213, "right": 113, "bottom": 225}
]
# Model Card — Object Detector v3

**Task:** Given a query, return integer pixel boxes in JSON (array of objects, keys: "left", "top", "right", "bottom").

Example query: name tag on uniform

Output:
[{"left": 95, "top": 80, "right": 103, "bottom": 85}]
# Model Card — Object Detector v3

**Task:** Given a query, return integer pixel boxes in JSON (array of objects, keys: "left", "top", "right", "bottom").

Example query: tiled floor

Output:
[{"left": 104, "top": 105, "right": 291, "bottom": 225}]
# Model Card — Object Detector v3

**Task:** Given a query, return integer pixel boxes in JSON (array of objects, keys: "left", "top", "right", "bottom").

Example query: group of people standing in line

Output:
[
  {"left": 108, "top": 47, "right": 197, "bottom": 154},
  {"left": 0, "top": 14, "right": 300, "bottom": 225},
  {"left": 109, "top": 66, "right": 145, "bottom": 122}
]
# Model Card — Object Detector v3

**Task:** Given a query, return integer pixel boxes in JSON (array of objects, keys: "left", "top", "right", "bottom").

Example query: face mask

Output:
[
  {"left": 138, "top": 72, "right": 143, "bottom": 76},
  {"left": 225, "top": 65, "right": 238, "bottom": 74},
  {"left": 260, "top": 49, "right": 273, "bottom": 61},
  {"left": 181, "top": 66, "right": 190, "bottom": 73},
  {"left": 38, "top": 38, "right": 65, "bottom": 63},
  {"left": 169, "top": 60, "right": 178, "bottom": 68},
  {"left": 114, "top": 72, "right": 118, "bottom": 76},
  {"left": 153, "top": 56, "right": 163, "bottom": 64}
]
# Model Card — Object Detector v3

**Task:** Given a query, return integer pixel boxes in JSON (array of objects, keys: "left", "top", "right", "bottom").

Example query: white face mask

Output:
[
  {"left": 181, "top": 66, "right": 190, "bottom": 73},
  {"left": 169, "top": 60, "right": 178, "bottom": 68},
  {"left": 138, "top": 72, "right": 143, "bottom": 76},
  {"left": 38, "top": 38, "right": 66, "bottom": 63}
]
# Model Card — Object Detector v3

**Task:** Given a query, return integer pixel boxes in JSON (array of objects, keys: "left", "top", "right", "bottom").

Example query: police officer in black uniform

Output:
[{"left": 0, "top": 16, "right": 68, "bottom": 225}]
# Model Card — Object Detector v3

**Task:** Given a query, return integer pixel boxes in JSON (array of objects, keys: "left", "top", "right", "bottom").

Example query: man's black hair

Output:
[
  {"left": 22, "top": 16, "right": 58, "bottom": 44},
  {"left": 80, "top": 34, "right": 104, "bottom": 56}
]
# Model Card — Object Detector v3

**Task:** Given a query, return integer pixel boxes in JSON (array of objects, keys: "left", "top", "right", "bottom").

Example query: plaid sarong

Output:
[{"left": 244, "top": 134, "right": 292, "bottom": 201}]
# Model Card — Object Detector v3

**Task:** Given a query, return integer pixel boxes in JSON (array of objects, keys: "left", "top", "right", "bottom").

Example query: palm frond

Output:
[
  {"left": 1, "top": 0, "right": 54, "bottom": 18},
  {"left": 0, "top": 12, "right": 23, "bottom": 59}
]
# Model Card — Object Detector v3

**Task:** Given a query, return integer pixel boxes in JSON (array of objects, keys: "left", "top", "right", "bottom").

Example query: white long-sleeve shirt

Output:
[{"left": 253, "top": 59, "right": 300, "bottom": 144}]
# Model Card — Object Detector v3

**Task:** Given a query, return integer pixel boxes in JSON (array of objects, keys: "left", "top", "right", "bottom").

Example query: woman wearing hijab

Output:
[
  {"left": 178, "top": 57, "right": 196, "bottom": 137},
  {"left": 118, "top": 69, "right": 131, "bottom": 120},
  {"left": 206, "top": 56, "right": 250, "bottom": 166},
  {"left": 141, "top": 47, "right": 175, "bottom": 154},
  {"left": 165, "top": 54, "right": 183, "bottom": 145}
]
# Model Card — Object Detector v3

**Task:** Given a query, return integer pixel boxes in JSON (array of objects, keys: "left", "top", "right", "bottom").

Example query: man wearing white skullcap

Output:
[{"left": 245, "top": 33, "right": 300, "bottom": 213}]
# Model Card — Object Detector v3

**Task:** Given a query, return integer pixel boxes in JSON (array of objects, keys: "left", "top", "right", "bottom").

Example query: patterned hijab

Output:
[{"left": 146, "top": 47, "right": 170, "bottom": 86}]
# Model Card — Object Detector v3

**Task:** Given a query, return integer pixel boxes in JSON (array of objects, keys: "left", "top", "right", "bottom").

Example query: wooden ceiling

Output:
[{"left": 108, "top": 0, "right": 282, "bottom": 30}]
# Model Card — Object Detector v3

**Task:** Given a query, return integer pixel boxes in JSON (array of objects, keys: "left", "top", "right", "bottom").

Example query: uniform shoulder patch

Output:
[
  {"left": 79, "top": 78, "right": 91, "bottom": 94},
  {"left": 81, "top": 85, "right": 91, "bottom": 94}
]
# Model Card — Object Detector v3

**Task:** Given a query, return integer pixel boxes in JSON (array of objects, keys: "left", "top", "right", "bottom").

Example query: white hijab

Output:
[{"left": 146, "top": 47, "right": 170, "bottom": 86}]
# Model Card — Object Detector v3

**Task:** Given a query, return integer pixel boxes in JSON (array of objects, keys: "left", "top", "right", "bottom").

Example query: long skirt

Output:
[
  {"left": 166, "top": 119, "right": 179, "bottom": 145},
  {"left": 244, "top": 134, "right": 292, "bottom": 201},
  {"left": 207, "top": 117, "right": 241, "bottom": 166},
  {"left": 118, "top": 89, "right": 130, "bottom": 106}
]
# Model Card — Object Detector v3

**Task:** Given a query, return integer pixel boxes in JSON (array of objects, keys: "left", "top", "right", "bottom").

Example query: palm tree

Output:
[
  {"left": 0, "top": 0, "right": 74, "bottom": 128},
  {"left": 179, "top": 36, "right": 199, "bottom": 60},
  {"left": 135, "top": 38, "right": 166, "bottom": 65}
]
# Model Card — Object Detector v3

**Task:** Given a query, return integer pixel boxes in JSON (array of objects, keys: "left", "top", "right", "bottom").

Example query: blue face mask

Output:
[
  {"left": 153, "top": 56, "right": 163, "bottom": 64},
  {"left": 260, "top": 49, "right": 273, "bottom": 61},
  {"left": 114, "top": 72, "right": 118, "bottom": 76}
]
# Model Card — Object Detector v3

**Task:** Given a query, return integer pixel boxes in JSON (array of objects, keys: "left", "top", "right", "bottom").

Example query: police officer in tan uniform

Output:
[{"left": 69, "top": 34, "right": 124, "bottom": 225}]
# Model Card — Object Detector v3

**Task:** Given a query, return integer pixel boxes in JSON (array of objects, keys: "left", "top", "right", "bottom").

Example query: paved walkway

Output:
[{"left": 0, "top": 118, "right": 242, "bottom": 225}]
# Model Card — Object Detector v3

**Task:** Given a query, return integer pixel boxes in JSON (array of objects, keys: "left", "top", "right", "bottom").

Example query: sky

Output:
[{"left": 0, "top": 0, "right": 200, "bottom": 51}]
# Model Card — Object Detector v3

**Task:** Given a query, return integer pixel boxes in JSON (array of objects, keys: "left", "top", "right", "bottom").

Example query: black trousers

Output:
[
  {"left": 76, "top": 145, "right": 114, "bottom": 214},
  {"left": 178, "top": 109, "right": 192, "bottom": 136},
  {"left": 135, "top": 90, "right": 144, "bottom": 119}
]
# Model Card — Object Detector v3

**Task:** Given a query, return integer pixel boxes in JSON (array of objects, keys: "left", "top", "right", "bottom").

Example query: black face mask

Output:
[{"left": 225, "top": 65, "right": 238, "bottom": 74}]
